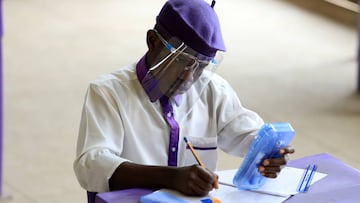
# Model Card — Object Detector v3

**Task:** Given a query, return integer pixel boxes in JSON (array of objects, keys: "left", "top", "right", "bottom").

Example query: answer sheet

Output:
[
  {"left": 217, "top": 166, "right": 327, "bottom": 197},
  {"left": 141, "top": 188, "right": 289, "bottom": 203},
  {"left": 141, "top": 167, "right": 327, "bottom": 203}
]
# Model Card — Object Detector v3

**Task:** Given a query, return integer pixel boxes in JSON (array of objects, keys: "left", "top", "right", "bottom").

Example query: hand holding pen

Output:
[
  {"left": 173, "top": 164, "right": 218, "bottom": 196},
  {"left": 165, "top": 137, "right": 219, "bottom": 196},
  {"left": 184, "top": 138, "right": 219, "bottom": 189}
]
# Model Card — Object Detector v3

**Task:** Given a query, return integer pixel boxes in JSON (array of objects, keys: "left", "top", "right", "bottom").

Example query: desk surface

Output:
[
  {"left": 95, "top": 153, "right": 360, "bottom": 203},
  {"left": 285, "top": 153, "right": 360, "bottom": 202}
]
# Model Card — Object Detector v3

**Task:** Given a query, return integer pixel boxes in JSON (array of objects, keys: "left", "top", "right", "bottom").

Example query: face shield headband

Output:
[{"left": 142, "top": 29, "right": 223, "bottom": 102}]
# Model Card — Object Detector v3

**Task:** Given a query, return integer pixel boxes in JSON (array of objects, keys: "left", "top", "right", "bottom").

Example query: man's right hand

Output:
[
  {"left": 173, "top": 164, "right": 217, "bottom": 196},
  {"left": 109, "top": 162, "right": 217, "bottom": 196}
]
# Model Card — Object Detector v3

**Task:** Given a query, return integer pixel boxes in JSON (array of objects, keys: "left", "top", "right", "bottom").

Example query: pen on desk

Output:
[
  {"left": 297, "top": 164, "right": 317, "bottom": 193},
  {"left": 297, "top": 164, "right": 310, "bottom": 192},
  {"left": 184, "top": 137, "right": 219, "bottom": 189},
  {"left": 303, "top": 164, "right": 317, "bottom": 192}
]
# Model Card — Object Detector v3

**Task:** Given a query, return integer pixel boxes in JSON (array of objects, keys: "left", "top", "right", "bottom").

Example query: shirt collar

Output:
[{"left": 136, "top": 54, "right": 181, "bottom": 106}]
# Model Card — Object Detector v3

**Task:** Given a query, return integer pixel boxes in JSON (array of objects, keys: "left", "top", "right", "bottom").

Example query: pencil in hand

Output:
[{"left": 184, "top": 137, "right": 219, "bottom": 189}]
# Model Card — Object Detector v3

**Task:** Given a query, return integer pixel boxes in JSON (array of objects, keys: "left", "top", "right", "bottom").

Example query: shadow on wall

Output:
[
  {"left": 329, "top": 92, "right": 360, "bottom": 116},
  {"left": 281, "top": 0, "right": 358, "bottom": 28}
]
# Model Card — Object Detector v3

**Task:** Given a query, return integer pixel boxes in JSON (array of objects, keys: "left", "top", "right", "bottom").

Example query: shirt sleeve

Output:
[
  {"left": 73, "top": 83, "right": 130, "bottom": 192},
  {"left": 212, "top": 77, "right": 264, "bottom": 157}
]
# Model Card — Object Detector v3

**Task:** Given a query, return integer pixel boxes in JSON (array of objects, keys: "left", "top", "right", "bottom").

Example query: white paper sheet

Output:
[
  {"left": 209, "top": 184, "right": 289, "bottom": 203},
  {"left": 141, "top": 167, "right": 327, "bottom": 203},
  {"left": 217, "top": 166, "right": 328, "bottom": 197},
  {"left": 144, "top": 187, "right": 289, "bottom": 203}
]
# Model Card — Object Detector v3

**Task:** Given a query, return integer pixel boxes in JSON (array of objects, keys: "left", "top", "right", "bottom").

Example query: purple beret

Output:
[{"left": 156, "top": 0, "right": 226, "bottom": 58}]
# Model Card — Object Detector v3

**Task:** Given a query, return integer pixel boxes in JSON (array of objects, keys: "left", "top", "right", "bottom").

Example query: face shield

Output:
[{"left": 142, "top": 29, "right": 223, "bottom": 102}]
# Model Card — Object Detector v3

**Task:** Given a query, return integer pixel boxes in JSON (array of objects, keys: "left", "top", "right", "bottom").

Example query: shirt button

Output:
[
  {"left": 171, "top": 147, "right": 176, "bottom": 152},
  {"left": 167, "top": 112, "right": 172, "bottom": 117}
]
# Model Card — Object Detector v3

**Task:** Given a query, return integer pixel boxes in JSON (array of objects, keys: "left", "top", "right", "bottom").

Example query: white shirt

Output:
[{"left": 73, "top": 63, "right": 264, "bottom": 192}]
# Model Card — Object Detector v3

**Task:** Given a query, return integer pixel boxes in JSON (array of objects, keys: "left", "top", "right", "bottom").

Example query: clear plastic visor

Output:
[{"left": 142, "top": 29, "right": 223, "bottom": 102}]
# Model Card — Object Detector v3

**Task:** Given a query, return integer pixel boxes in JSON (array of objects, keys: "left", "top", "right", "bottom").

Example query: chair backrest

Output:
[{"left": 87, "top": 191, "right": 97, "bottom": 203}]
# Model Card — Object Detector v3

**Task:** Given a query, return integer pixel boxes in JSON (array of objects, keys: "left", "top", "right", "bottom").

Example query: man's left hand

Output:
[{"left": 258, "top": 147, "right": 295, "bottom": 178}]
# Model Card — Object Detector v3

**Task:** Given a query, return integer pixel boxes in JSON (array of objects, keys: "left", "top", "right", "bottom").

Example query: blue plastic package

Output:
[
  {"left": 232, "top": 122, "right": 295, "bottom": 190},
  {"left": 140, "top": 190, "right": 189, "bottom": 203}
]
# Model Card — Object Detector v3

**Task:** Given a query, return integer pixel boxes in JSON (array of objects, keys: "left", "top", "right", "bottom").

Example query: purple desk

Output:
[
  {"left": 95, "top": 189, "right": 152, "bottom": 203},
  {"left": 95, "top": 153, "right": 360, "bottom": 203},
  {"left": 285, "top": 153, "right": 360, "bottom": 202}
]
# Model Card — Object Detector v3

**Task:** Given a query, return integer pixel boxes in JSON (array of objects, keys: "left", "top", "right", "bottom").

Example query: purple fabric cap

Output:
[{"left": 156, "top": 0, "right": 226, "bottom": 58}]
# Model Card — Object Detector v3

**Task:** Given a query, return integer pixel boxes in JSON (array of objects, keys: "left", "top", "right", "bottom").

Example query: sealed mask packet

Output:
[{"left": 233, "top": 122, "right": 295, "bottom": 190}]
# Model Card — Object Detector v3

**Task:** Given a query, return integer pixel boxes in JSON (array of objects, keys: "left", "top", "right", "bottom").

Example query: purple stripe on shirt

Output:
[
  {"left": 135, "top": 55, "right": 148, "bottom": 88},
  {"left": 136, "top": 55, "right": 180, "bottom": 166},
  {"left": 160, "top": 97, "right": 179, "bottom": 166}
]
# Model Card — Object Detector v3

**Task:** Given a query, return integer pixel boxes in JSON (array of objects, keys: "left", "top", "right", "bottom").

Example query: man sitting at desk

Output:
[{"left": 73, "top": 0, "right": 295, "bottom": 197}]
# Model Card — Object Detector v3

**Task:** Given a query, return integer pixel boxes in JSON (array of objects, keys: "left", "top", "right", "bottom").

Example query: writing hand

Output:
[{"left": 173, "top": 164, "right": 216, "bottom": 196}]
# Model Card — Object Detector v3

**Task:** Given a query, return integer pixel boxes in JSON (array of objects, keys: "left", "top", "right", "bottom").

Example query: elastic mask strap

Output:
[{"left": 149, "top": 42, "right": 186, "bottom": 71}]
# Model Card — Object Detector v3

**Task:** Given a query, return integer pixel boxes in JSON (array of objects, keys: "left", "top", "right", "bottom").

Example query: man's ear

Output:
[
  {"left": 146, "top": 29, "right": 162, "bottom": 67},
  {"left": 146, "top": 29, "right": 159, "bottom": 52}
]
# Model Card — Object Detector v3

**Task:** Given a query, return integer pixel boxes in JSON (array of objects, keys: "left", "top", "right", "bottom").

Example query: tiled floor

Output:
[{"left": 2, "top": 0, "right": 359, "bottom": 202}]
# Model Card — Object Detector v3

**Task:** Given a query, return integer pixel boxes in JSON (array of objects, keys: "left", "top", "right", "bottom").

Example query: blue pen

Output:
[
  {"left": 303, "top": 164, "right": 317, "bottom": 192},
  {"left": 297, "top": 164, "right": 310, "bottom": 192},
  {"left": 297, "top": 164, "right": 317, "bottom": 193}
]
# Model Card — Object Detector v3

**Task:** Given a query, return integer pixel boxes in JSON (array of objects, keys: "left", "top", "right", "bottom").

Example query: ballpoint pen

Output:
[
  {"left": 297, "top": 164, "right": 317, "bottom": 193},
  {"left": 303, "top": 164, "right": 317, "bottom": 192},
  {"left": 184, "top": 137, "right": 219, "bottom": 189}
]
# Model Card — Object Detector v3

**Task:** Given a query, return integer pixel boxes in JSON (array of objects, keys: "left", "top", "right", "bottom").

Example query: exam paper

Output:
[
  {"left": 140, "top": 167, "right": 327, "bottom": 203},
  {"left": 209, "top": 184, "right": 289, "bottom": 203},
  {"left": 217, "top": 166, "right": 328, "bottom": 197},
  {"left": 142, "top": 187, "right": 289, "bottom": 203}
]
